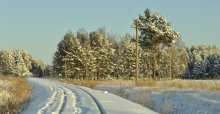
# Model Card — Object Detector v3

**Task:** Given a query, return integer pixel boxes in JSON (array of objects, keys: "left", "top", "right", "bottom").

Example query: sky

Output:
[{"left": 0, "top": 0, "right": 220, "bottom": 64}]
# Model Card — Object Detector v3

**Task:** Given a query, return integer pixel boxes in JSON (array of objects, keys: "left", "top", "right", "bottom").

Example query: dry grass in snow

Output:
[
  {"left": 0, "top": 75, "right": 31, "bottom": 114},
  {"left": 59, "top": 79, "right": 133, "bottom": 89},
  {"left": 59, "top": 78, "right": 220, "bottom": 92},
  {"left": 136, "top": 79, "right": 220, "bottom": 91}
]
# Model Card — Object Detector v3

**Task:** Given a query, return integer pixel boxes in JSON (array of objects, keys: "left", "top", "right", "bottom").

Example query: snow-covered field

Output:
[
  {"left": 96, "top": 83, "right": 220, "bottom": 114},
  {"left": 22, "top": 77, "right": 158, "bottom": 114},
  {"left": 20, "top": 78, "right": 220, "bottom": 114},
  {"left": 149, "top": 89, "right": 220, "bottom": 114}
]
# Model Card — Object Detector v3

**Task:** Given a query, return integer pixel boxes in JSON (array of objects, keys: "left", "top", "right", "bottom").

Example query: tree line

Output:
[
  {"left": 0, "top": 49, "right": 50, "bottom": 77},
  {"left": 51, "top": 8, "right": 220, "bottom": 80}
]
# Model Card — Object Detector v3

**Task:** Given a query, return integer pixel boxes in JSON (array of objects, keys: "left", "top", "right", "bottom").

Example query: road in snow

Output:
[{"left": 21, "top": 78, "right": 158, "bottom": 114}]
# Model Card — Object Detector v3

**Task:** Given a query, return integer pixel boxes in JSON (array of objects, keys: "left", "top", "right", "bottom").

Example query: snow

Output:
[
  {"left": 95, "top": 83, "right": 220, "bottom": 114},
  {"left": 149, "top": 89, "right": 220, "bottom": 114},
  {"left": 20, "top": 77, "right": 220, "bottom": 114},
  {"left": 80, "top": 86, "right": 158, "bottom": 114},
  {"left": 22, "top": 77, "right": 157, "bottom": 114},
  {"left": 22, "top": 78, "right": 81, "bottom": 114}
]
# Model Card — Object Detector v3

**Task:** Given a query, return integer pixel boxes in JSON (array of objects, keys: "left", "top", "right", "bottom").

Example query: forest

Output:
[{"left": 52, "top": 9, "right": 220, "bottom": 80}]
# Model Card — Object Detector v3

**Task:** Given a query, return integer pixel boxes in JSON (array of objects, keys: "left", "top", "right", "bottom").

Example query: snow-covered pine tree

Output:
[
  {"left": 89, "top": 31, "right": 115, "bottom": 80},
  {"left": 140, "top": 48, "right": 153, "bottom": 78},
  {"left": 0, "top": 49, "right": 33, "bottom": 76},
  {"left": 76, "top": 29, "right": 96, "bottom": 80},
  {"left": 107, "top": 33, "right": 120, "bottom": 79},
  {"left": 184, "top": 45, "right": 220, "bottom": 79},
  {"left": 0, "top": 49, "right": 15, "bottom": 75},
  {"left": 207, "top": 54, "right": 220, "bottom": 78},
  {"left": 53, "top": 31, "right": 96, "bottom": 79},
  {"left": 20, "top": 50, "right": 33, "bottom": 71},
  {"left": 52, "top": 32, "right": 75, "bottom": 78},
  {"left": 13, "top": 50, "right": 28, "bottom": 76},
  {"left": 119, "top": 35, "right": 137, "bottom": 79},
  {"left": 52, "top": 50, "right": 63, "bottom": 78},
  {"left": 65, "top": 38, "right": 87, "bottom": 79},
  {"left": 177, "top": 47, "right": 189, "bottom": 77},
  {"left": 158, "top": 49, "right": 169, "bottom": 78},
  {"left": 166, "top": 46, "right": 188, "bottom": 79},
  {"left": 136, "top": 8, "right": 180, "bottom": 79},
  {"left": 77, "top": 28, "right": 89, "bottom": 48}
]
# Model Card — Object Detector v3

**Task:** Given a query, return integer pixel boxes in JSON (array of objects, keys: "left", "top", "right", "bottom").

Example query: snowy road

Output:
[{"left": 21, "top": 78, "right": 158, "bottom": 114}]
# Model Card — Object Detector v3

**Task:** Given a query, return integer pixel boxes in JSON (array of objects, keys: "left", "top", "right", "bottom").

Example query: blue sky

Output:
[{"left": 0, "top": 0, "right": 220, "bottom": 64}]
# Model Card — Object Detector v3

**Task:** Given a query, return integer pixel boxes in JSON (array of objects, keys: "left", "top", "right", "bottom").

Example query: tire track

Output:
[
  {"left": 37, "top": 80, "right": 65, "bottom": 114},
  {"left": 61, "top": 83, "right": 106, "bottom": 114},
  {"left": 56, "top": 84, "right": 81, "bottom": 114},
  {"left": 76, "top": 87, "right": 106, "bottom": 114},
  {"left": 25, "top": 78, "right": 103, "bottom": 114},
  {"left": 36, "top": 79, "right": 81, "bottom": 114}
]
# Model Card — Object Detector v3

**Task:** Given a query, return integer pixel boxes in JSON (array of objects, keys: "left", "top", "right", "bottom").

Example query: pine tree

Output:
[
  {"left": 184, "top": 45, "right": 220, "bottom": 79},
  {"left": 0, "top": 49, "right": 34, "bottom": 76},
  {"left": 65, "top": 38, "right": 86, "bottom": 79},
  {"left": 52, "top": 32, "right": 75, "bottom": 78},
  {"left": 89, "top": 31, "right": 115, "bottom": 80},
  {"left": 0, "top": 49, "right": 15, "bottom": 75},
  {"left": 207, "top": 55, "right": 220, "bottom": 78},
  {"left": 119, "top": 35, "right": 136, "bottom": 79},
  {"left": 136, "top": 8, "right": 180, "bottom": 79},
  {"left": 53, "top": 31, "right": 96, "bottom": 79},
  {"left": 76, "top": 29, "right": 95, "bottom": 80},
  {"left": 140, "top": 48, "right": 153, "bottom": 78}
]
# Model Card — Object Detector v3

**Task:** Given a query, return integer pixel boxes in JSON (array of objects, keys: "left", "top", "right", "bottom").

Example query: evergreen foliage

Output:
[
  {"left": 52, "top": 9, "right": 220, "bottom": 80},
  {"left": 52, "top": 29, "right": 220, "bottom": 80},
  {"left": 0, "top": 49, "right": 45, "bottom": 77},
  {"left": 136, "top": 8, "right": 180, "bottom": 79}
]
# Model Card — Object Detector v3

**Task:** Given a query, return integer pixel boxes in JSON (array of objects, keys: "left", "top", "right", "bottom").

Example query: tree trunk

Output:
[
  {"left": 96, "top": 68, "right": 99, "bottom": 80},
  {"left": 170, "top": 47, "right": 173, "bottom": 79},
  {"left": 153, "top": 49, "right": 156, "bottom": 80}
]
